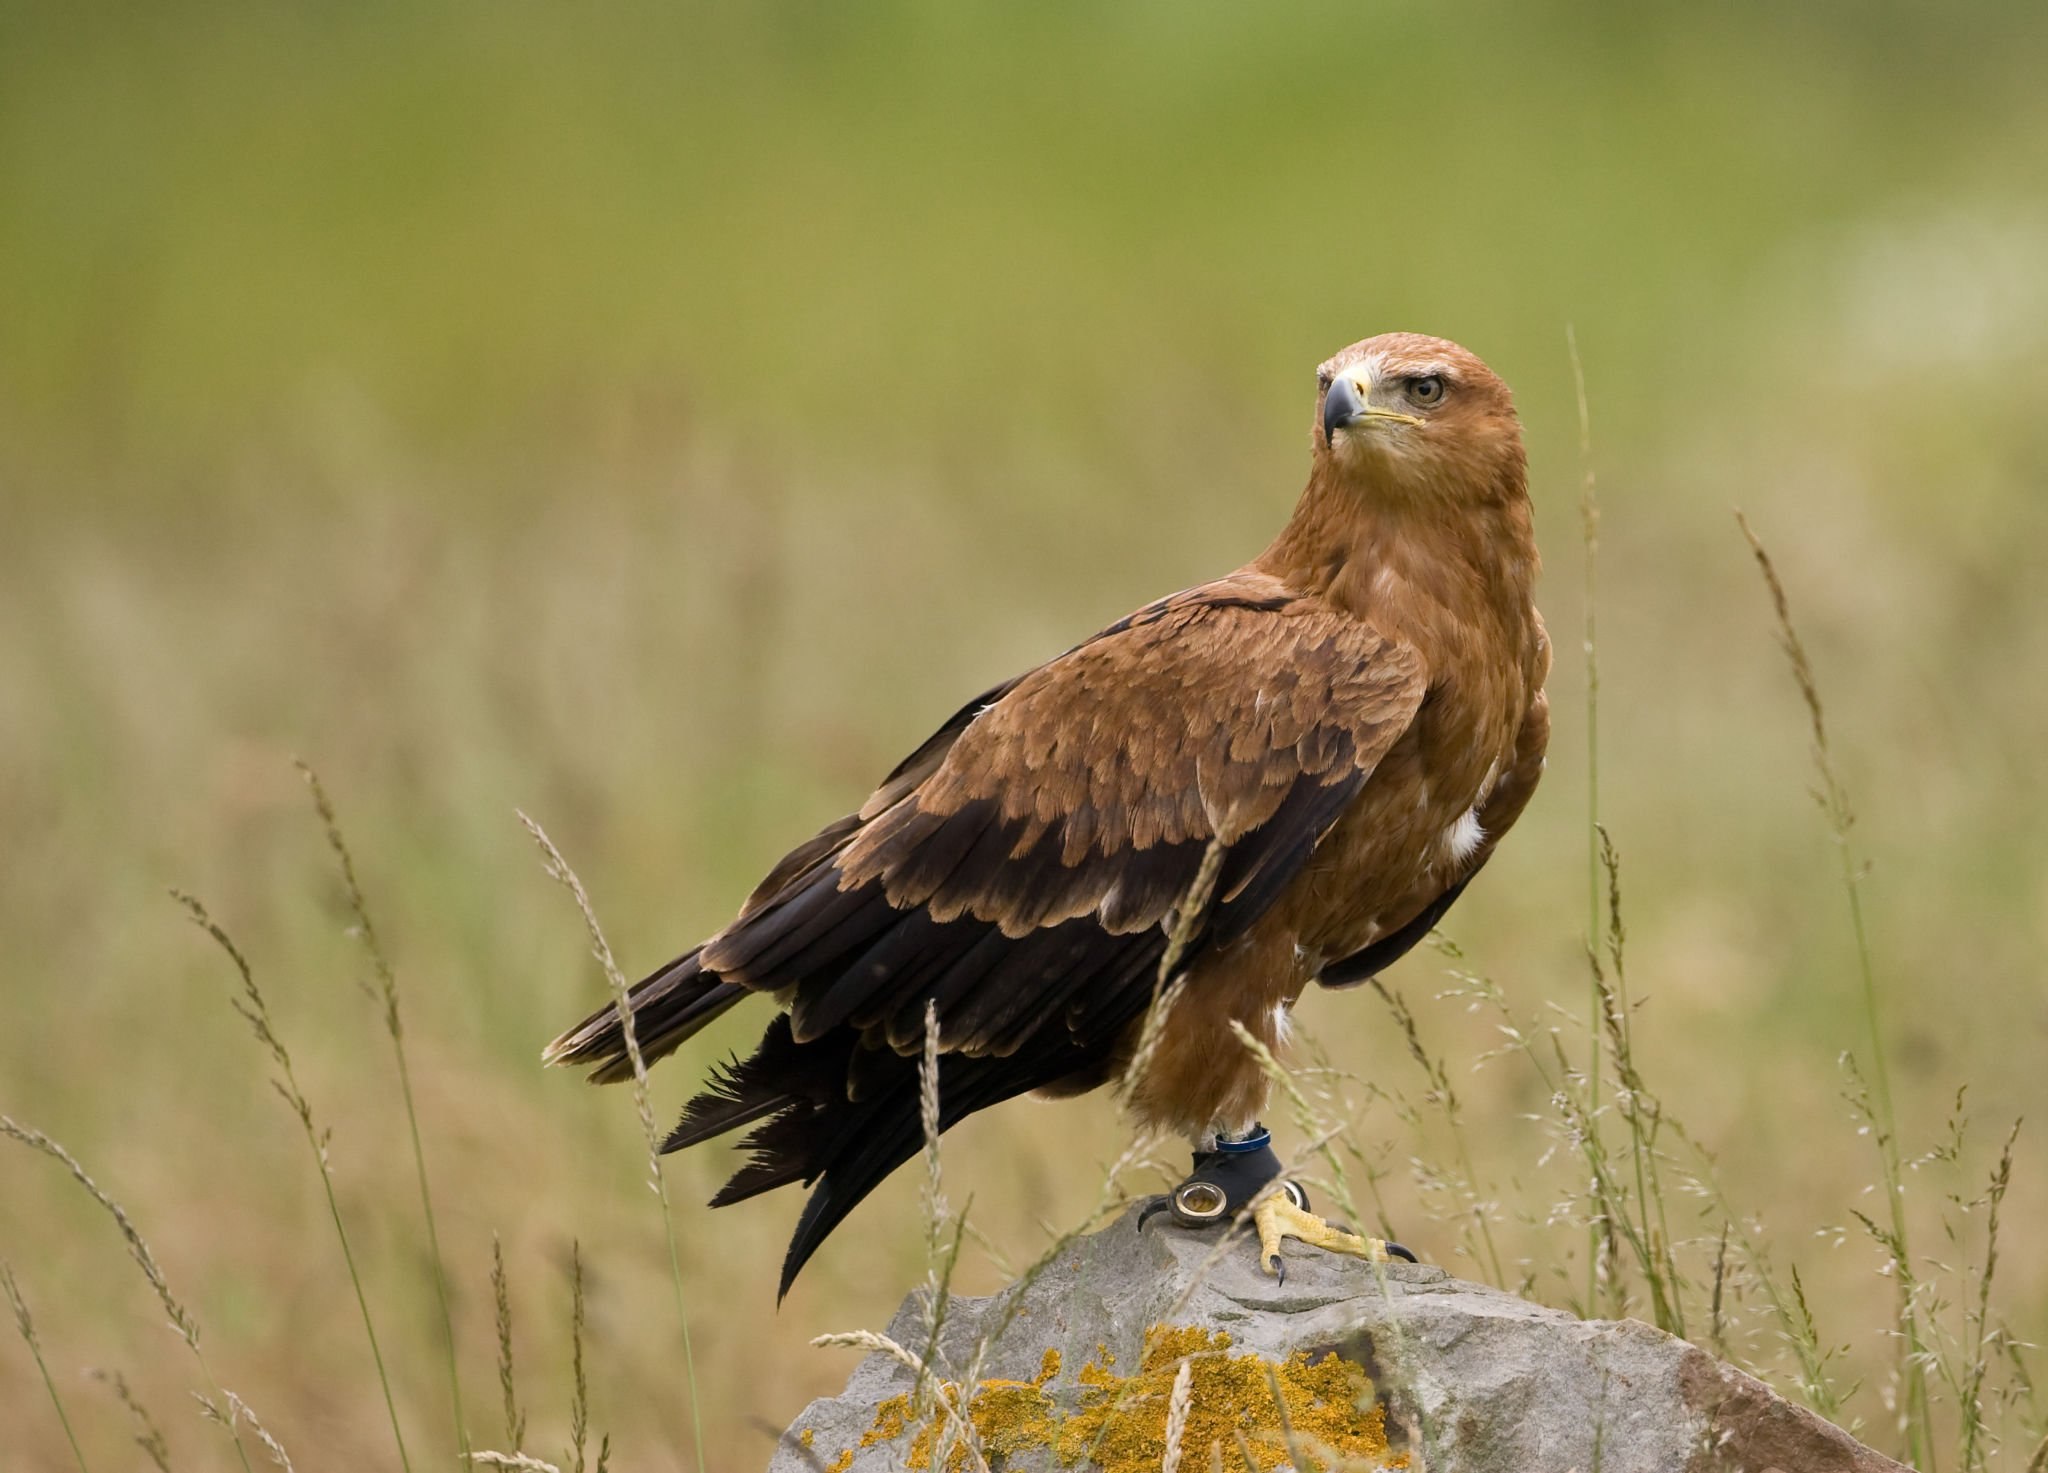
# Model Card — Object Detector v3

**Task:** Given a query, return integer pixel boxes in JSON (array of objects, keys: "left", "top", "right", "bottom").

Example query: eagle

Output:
[{"left": 546, "top": 332, "right": 1550, "bottom": 1297}]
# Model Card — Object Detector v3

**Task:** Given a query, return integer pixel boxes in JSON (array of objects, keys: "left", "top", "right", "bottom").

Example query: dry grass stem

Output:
[
  {"left": 568, "top": 1243, "right": 589, "bottom": 1473},
  {"left": 911, "top": 999, "right": 974, "bottom": 1458},
  {"left": 221, "top": 1392, "right": 295, "bottom": 1472},
  {"left": 92, "top": 1369, "right": 173, "bottom": 1473},
  {"left": 1119, "top": 838, "right": 1226, "bottom": 1100},
  {"left": 4, "top": 1261, "right": 91, "bottom": 1473},
  {"left": 2, "top": 1117, "right": 199, "bottom": 1348},
  {"left": 174, "top": 890, "right": 412, "bottom": 1473},
  {"left": 492, "top": 1234, "right": 526, "bottom": 1452},
  {"left": 1567, "top": 321, "right": 1608, "bottom": 1316},
  {"left": 1735, "top": 510, "right": 1928, "bottom": 1463},
  {"left": 1359, "top": 977, "right": 1503, "bottom": 1285},
  {"left": 517, "top": 810, "right": 706, "bottom": 1473},
  {"left": 807, "top": 1329, "right": 992, "bottom": 1473},
  {"left": 1161, "top": 1358, "right": 1194, "bottom": 1473},
  {"left": 1956, "top": 1121, "right": 2021, "bottom": 1473},
  {"left": 300, "top": 762, "right": 471, "bottom": 1470},
  {"left": 2, "top": 1115, "right": 257, "bottom": 1473}
]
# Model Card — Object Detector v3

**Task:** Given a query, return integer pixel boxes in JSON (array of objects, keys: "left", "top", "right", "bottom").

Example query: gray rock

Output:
[{"left": 769, "top": 1206, "right": 1905, "bottom": 1473}]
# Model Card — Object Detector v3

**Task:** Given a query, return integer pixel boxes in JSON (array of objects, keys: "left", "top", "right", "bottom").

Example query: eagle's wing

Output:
[
  {"left": 546, "top": 574, "right": 1426, "bottom": 1294},
  {"left": 708, "top": 576, "right": 1425, "bottom": 1050}
]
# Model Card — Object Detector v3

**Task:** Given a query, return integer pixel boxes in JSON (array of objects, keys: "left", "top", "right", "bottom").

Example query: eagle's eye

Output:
[
  {"left": 1316, "top": 369, "right": 1333, "bottom": 390},
  {"left": 1407, "top": 375, "right": 1446, "bottom": 406}
]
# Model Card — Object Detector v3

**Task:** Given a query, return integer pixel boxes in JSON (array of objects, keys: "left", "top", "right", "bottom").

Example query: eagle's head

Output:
[{"left": 1312, "top": 333, "right": 1525, "bottom": 503}]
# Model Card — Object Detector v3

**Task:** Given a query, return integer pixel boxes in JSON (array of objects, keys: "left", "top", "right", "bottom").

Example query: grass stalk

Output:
[
  {"left": 300, "top": 762, "right": 470, "bottom": 1469},
  {"left": 174, "top": 892, "right": 412, "bottom": 1473},
  {"left": 3, "top": 1260, "right": 92, "bottom": 1473},
  {"left": 1591, "top": 829, "right": 1684, "bottom": 1333},
  {"left": 1363, "top": 976, "right": 1506, "bottom": 1286},
  {"left": 517, "top": 812, "right": 706, "bottom": 1473},
  {"left": 92, "top": 1369, "right": 174, "bottom": 1473},
  {"left": 1736, "top": 512, "right": 1930, "bottom": 1466},
  {"left": 1431, "top": 941, "right": 1685, "bottom": 1333},
  {"left": 1568, "top": 323, "right": 1609, "bottom": 1314},
  {"left": 217, "top": 1391, "right": 295, "bottom": 1471},
  {"left": 1117, "top": 838, "right": 1226, "bottom": 1104},
  {"left": 911, "top": 997, "right": 973, "bottom": 1455},
  {"left": 1, "top": 1116, "right": 259, "bottom": 1473},
  {"left": 491, "top": 1234, "right": 526, "bottom": 1452},
  {"left": 567, "top": 1244, "right": 588, "bottom": 1473},
  {"left": 1957, "top": 1121, "right": 2019, "bottom": 1473},
  {"left": 1160, "top": 1358, "right": 1193, "bottom": 1473}
]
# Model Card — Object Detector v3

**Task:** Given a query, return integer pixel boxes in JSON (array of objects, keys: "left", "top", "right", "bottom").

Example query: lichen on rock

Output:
[{"left": 836, "top": 1325, "right": 1395, "bottom": 1472}]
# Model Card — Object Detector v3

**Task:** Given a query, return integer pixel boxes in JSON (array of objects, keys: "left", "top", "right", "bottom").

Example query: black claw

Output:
[
  {"left": 1268, "top": 1253, "right": 1286, "bottom": 1286},
  {"left": 1386, "top": 1241, "right": 1418, "bottom": 1263},
  {"left": 1136, "top": 1197, "right": 1172, "bottom": 1234}
]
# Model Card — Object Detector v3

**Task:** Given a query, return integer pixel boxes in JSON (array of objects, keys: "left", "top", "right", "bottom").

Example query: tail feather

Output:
[
  {"left": 663, "top": 1072, "right": 788, "bottom": 1155},
  {"left": 657, "top": 1008, "right": 1107, "bottom": 1298},
  {"left": 771, "top": 1040, "right": 1084, "bottom": 1298},
  {"left": 662, "top": 1014, "right": 854, "bottom": 1153},
  {"left": 542, "top": 947, "right": 748, "bottom": 1083}
]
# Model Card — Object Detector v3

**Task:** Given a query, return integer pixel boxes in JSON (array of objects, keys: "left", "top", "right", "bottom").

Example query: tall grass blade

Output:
[
  {"left": 517, "top": 812, "right": 705, "bottom": 1473},
  {"left": 1, "top": 1115, "right": 259, "bottom": 1473},
  {"left": 491, "top": 1233, "right": 526, "bottom": 1452},
  {"left": 567, "top": 1243, "right": 588, "bottom": 1473},
  {"left": 93, "top": 1369, "right": 174, "bottom": 1473},
  {"left": 174, "top": 892, "right": 412, "bottom": 1473},
  {"left": 218, "top": 1391, "right": 295, "bottom": 1471},
  {"left": 300, "top": 762, "right": 471, "bottom": 1469},
  {"left": 1735, "top": 512, "right": 1930, "bottom": 1466},
  {"left": 3, "top": 1261, "right": 92, "bottom": 1473},
  {"left": 1567, "top": 322, "right": 1609, "bottom": 1315},
  {"left": 1959, "top": 1121, "right": 2020, "bottom": 1473}
]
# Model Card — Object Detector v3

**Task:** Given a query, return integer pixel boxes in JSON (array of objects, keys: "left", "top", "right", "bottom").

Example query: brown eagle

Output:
[{"left": 546, "top": 332, "right": 1550, "bottom": 1296}]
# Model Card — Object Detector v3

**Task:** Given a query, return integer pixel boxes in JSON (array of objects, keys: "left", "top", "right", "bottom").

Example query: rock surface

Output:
[{"left": 769, "top": 1205, "right": 1907, "bottom": 1473}]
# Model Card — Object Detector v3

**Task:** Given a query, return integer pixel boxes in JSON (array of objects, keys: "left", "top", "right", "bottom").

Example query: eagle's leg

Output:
[{"left": 1138, "top": 1125, "right": 1416, "bottom": 1283}]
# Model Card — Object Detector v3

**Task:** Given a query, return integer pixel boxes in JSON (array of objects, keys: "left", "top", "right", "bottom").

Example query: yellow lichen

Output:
[
  {"left": 859, "top": 1392, "right": 914, "bottom": 1451},
  {"left": 822, "top": 1448, "right": 853, "bottom": 1473},
  {"left": 799, "top": 1427, "right": 814, "bottom": 1449},
  {"left": 847, "top": 1324, "right": 1399, "bottom": 1472}
]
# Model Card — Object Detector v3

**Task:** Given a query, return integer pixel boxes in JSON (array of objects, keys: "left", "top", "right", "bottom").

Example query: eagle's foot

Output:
[{"left": 1254, "top": 1193, "right": 1416, "bottom": 1285}]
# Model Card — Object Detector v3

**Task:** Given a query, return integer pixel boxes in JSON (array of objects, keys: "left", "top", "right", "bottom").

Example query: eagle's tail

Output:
[
  {"left": 541, "top": 947, "right": 747, "bottom": 1085},
  {"left": 663, "top": 1012, "right": 1092, "bottom": 1299}
]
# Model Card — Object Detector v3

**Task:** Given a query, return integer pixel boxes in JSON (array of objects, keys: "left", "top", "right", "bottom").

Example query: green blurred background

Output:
[{"left": 4, "top": 1, "right": 2045, "bottom": 1467}]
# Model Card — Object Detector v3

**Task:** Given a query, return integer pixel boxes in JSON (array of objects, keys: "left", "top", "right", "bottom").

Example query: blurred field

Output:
[{"left": 3, "top": 2, "right": 2046, "bottom": 1468}]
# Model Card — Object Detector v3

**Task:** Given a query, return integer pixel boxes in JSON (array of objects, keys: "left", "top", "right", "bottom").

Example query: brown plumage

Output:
[{"left": 546, "top": 332, "right": 1550, "bottom": 1296}]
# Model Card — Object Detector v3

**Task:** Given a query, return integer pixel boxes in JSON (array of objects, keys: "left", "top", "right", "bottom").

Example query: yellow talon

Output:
[{"left": 1253, "top": 1192, "right": 1391, "bottom": 1282}]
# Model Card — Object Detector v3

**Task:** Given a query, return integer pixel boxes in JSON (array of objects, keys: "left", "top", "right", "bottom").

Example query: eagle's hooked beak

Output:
[{"left": 1323, "top": 371, "right": 1425, "bottom": 447}]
